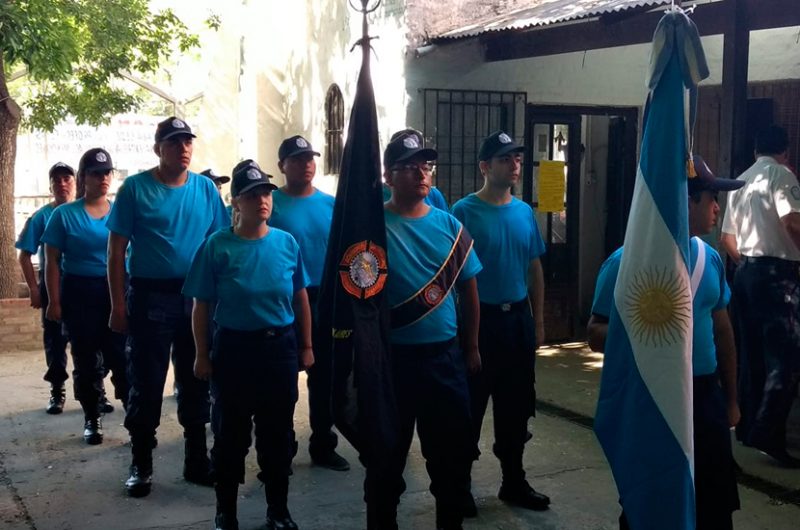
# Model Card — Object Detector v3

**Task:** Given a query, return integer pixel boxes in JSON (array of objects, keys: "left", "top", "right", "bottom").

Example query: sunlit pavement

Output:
[{"left": 1, "top": 346, "right": 799, "bottom": 529}]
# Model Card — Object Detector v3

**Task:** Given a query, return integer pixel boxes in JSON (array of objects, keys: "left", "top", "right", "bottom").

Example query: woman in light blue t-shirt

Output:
[
  {"left": 184, "top": 161, "right": 312, "bottom": 530},
  {"left": 42, "top": 148, "right": 129, "bottom": 447}
]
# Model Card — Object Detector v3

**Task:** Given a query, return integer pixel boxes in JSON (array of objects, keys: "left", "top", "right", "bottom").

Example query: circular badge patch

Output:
[
  {"left": 339, "top": 241, "right": 388, "bottom": 299},
  {"left": 499, "top": 133, "right": 512, "bottom": 144},
  {"left": 423, "top": 284, "right": 445, "bottom": 307},
  {"left": 296, "top": 137, "right": 309, "bottom": 148},
  {"left": 247, "top": 169, "right": 261, "bottom": 180},
  {"left": 403, "top": 137, "right": 419, "bottom": 149},
  {"left": 95, "top": 152, "right": 108, "bottom": 162},
  {"left": 172, "top": 118, "right": 186, "bottom": 129}
]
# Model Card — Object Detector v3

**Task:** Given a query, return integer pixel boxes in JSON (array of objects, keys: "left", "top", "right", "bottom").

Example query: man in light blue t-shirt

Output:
[
  {"left": 376, "top": 129, "right": 482, "bottom": 530},
  {"left": 107, "top": 117, "right": 228, "bottom": 498},
  {"left": 587, "top": 156, "right": 742, "bottom": 529},
  {"left": 15, "top": 162, "right": 75, "bottom": 414},
  {"left": 271, "top": 135, "right": 349, "bottom": 472},
  {"left": 452, "top": 131, "right": 549, "bottom": 516}
]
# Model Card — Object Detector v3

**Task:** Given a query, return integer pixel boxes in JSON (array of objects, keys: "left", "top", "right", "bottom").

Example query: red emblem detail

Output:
[{"left": 339, "top": 240, "right": 388, "bottom": 299}]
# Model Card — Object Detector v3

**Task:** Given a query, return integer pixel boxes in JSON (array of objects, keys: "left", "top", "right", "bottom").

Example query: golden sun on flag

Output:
[{"left": 624, "top": 266, "right": 691, "bottom": 347}]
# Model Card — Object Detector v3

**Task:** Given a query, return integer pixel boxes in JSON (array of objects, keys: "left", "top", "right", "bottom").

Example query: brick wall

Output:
[{"left": 0, "top": 299, "right": 42, "bottom": 353}]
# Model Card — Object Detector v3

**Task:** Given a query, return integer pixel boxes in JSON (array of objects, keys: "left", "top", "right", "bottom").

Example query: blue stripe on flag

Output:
[
  {"left": 640, "top": 52, "right": 690, "bottom": 266},
  {"left": 595, "top": 308, "right": 695, "bottom": 528}
]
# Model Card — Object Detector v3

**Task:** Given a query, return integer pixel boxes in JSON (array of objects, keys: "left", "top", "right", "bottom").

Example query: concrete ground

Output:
[{"left": 1, "top": 345, "right": 799, "bottom": 530}]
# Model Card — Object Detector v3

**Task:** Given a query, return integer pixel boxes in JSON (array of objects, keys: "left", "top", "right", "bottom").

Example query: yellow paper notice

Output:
[{"left": 538, "top": 160, "right": 566, "bottom": 212}]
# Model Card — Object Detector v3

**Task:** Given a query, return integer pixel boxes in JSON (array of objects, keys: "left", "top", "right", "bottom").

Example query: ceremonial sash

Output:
[
  {"left": 390, "top": 226, "right": 473, "bottom": 329},
  {"left": 690, "top": 236, "right": 705, "bottom": 300}
]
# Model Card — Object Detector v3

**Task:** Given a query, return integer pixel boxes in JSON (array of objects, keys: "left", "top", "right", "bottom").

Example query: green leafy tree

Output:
[{"left": 0, "top": 0, "right": 206, "bottom": 298}]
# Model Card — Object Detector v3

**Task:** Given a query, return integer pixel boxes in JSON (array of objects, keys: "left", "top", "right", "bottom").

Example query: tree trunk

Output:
[{"left": 0, "top": 61, "right": 23, "bottom": 299}]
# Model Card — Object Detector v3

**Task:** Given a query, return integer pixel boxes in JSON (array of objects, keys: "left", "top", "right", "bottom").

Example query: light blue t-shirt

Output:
[
  {"left": 269, "top": 188, "right": 334, "bottom": 287},
  {"left": 451, "top": 194, "right": 546, "bottom": 304},
  {"left": 106, "top": 170, "right": 229, "bottom": 279},
  {"left": 591, "top": 238, "right": 730, "bottom": 376},
  {"left": 41, "top": 199, "right": 112, "bottom": 277},
  {"left": 382, "top": 184, "right": 449, "bottom": 211},
  {"left": 15, "top": 203, "right": 56, "bottom": 266},
  {"left": 183, "top": 227, "right": 309, "bottom": 330},
  {"left": 385, "top": 206, "right": 482, "bottom": 344}
]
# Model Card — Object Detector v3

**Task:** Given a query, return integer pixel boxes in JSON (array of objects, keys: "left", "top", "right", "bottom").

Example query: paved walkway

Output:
[{"left": 1, "top": 345, "right": 799, "bottom": 529}]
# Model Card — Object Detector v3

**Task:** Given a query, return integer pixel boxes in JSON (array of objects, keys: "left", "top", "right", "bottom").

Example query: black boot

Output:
[
  {"left": 46, "top": 384, "right": 65, "bottom": 414},
  {"left": 265, "top": 508, "right": 298, "bottom": 530},
  {"left": 366, "top": 504, "right": 398, "bottom": 530},
  {"left": 98, "top": 390, "right": 114, "bottom": 414},
  {"left": 435, "top": 499, "right": 463, "bottom": 530},
  {"left": 214, "top": 482, "right": 239, "bottom": 530},
  {"left": 498, "top": 479, "right": 550, "bottom": 511},
  {"left": 83, "top": 416, "right": 103, "bottom": 445},
  {"left": 125, "top": 438, "right": 153, "bottom": 497},
  {"left": 184, "top": 426, "right": 213, "bottom": 486},
  {"left": 265, "top": 477, "right": 297, "bottom": 530}
]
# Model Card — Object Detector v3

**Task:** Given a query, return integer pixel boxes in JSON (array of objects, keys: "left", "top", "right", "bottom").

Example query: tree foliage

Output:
[
  {"left": 0, "top": 0, "right": 206, "bottom": 299},
  {"left": 0, "top": 0, "right": 202, "bottom": 130}
]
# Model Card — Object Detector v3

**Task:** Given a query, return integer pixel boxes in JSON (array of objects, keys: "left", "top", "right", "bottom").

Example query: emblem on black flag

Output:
[{"left": 339, "top": 240, "right": 388, "bottom": 299}]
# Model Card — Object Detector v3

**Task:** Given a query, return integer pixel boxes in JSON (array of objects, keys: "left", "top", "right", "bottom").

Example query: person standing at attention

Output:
[
  {"left": 270, "top": 135, "right": 349, "bottom": 472},
  {"left": 107, "top": 117, "right": 229, "bottom": 496}
]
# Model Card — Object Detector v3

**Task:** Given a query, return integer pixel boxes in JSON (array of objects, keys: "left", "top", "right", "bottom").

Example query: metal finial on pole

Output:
[{"left": 349, "top": 0, "right": 381, "bottom": 55}]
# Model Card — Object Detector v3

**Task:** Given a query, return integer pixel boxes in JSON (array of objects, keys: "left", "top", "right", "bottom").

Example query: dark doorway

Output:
[
  {"left": 524, "top": 111, "right": 581, "bottom": 341},
  {"left": 525, "top": 105, "right": 638, "bottom": 341}
]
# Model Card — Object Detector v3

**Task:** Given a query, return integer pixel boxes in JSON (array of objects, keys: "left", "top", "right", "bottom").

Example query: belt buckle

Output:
[{"left": 501, "top": 303, "right": 511, "bottom": 312}]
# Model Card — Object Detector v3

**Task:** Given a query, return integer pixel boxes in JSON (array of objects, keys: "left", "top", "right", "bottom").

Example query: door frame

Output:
[{"left": 523, "top": 104, "right": 639, "bottom": 340}]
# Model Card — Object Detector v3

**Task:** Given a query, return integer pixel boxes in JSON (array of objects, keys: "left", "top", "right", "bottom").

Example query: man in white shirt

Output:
[{"left": 720, "top": 125, "right": 800, "bottom": 467}]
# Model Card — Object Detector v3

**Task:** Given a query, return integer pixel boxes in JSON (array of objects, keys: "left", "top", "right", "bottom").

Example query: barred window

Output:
[{"left": 325, "top": 84, "right": 344, "bottom": 175}]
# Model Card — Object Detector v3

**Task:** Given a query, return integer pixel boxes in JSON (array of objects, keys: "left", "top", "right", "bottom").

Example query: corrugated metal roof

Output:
[{"left": 435, "top": 0, "right": 672, "bottom": 40}]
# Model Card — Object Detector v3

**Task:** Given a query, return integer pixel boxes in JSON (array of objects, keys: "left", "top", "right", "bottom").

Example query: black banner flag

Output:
[{"left": 315, "top": 0, "right": 399, "bottom": 508}]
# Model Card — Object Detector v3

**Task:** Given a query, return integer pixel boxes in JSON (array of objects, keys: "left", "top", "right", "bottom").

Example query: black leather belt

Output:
[
  {"left": 130, "top": 277, "right": 185, "bottom": 294},
  {"left": 480, "top": 297, "right": 530, "bottom": 316}
]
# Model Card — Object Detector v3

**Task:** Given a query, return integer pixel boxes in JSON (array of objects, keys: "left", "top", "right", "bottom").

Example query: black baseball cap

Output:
[
  {"left": 154, "top": 116, "right": 196, "bottom": 143},
  {"left": 48, "top": 162, "right": 75, "bottom": 179},
  {"left": 78, "top": 148, "right": 114, "bottom": 174},
  {"left": 231, "top": 161, "right": 278, "bottom": 197},
  {"left": 200, "top": 168, "right": 230, "bottom": 185},
  {"left": 278, "top": 135, "right": 320, "bottom": 162},
  {"left": 233, "top": 159, "right": 260, "bottom": 175},
  {"left": 687, "top": 155, "right": 744, "bottom": 195},
  {"left": 478, "top": 131, "right": 525, "bottom": 161},
  {"left": 384, "top": 130, "right": 437, "bottom": 169}
]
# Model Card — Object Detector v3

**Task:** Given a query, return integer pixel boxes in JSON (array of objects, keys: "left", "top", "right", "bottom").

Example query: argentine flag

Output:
[{"left": 594, "top": 9, "right": 709, "bottom": 530}]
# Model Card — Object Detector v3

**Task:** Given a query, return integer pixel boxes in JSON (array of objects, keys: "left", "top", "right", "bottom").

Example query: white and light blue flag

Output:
[{"left": 594, "top": 8, "right": 709, "bottom": 530}]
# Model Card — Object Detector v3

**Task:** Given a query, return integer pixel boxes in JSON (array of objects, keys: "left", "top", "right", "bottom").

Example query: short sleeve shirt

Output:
[
  {"left": 183, "top": 227, "right": 309, "bottom": 330},
  {"left": 385, "top": 207, "right": 482, "bottom": 344},
  {"left": 721, "top": 156, "right": 800, "bottom": 260},
  {"left": 591, "top": 238, "right": 730, "bottom": 375},
  {"left": 269, "top": 189, "right": 334, "bottom": 287},
  {"left": 41, "top": 199, "right": 112, "bottom": 277},
  {"left": 451, "top": 194, "right": 546, "bottom": 304},
  {"left": 106, "top": 170, "right": 229, "bottom": 279},
  {"left": 15, "top": 203, "right": 56, "bottom": 266}
]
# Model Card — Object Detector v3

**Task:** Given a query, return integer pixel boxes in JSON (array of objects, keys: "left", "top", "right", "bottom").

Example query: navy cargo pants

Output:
[
  {"left": 39, "top": 270, "right": 69, "bottom": 386},
  {"left": 733, "top": 256, "right": 800, "bottom": 452},
  {"left": 61, "top": 274, "right": 128, "bottom": 417},
  {"left": 124, "top": 278, "right": 210, "bottom": 443}
]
